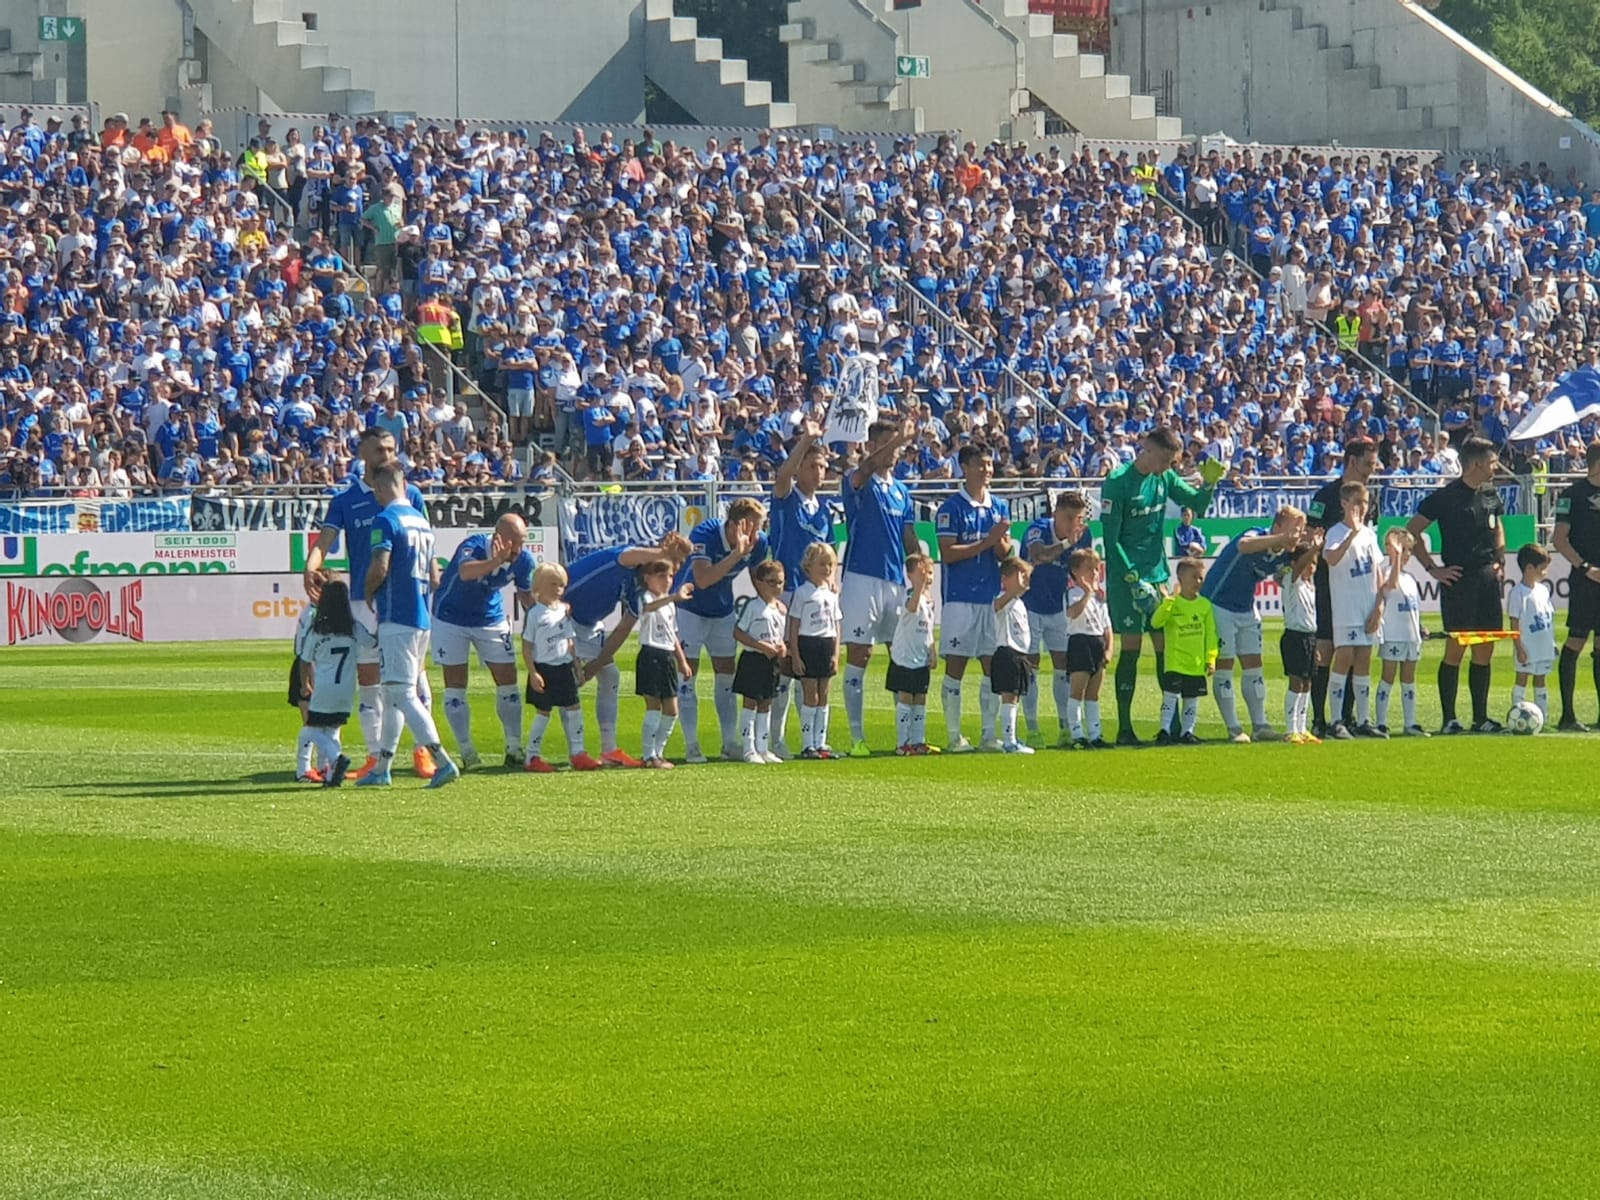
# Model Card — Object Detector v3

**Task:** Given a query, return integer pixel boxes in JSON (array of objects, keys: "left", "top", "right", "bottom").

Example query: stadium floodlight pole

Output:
[{"left": 454, "top": 0, "right": 462, "bottom": 119}]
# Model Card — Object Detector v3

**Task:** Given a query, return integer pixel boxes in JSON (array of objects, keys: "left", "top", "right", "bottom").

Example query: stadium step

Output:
[
  {"left": 187, "top": 0, "right": 375, "bottom": 114},
  {"left": 643, "top": 0, "right": 800, "bottom": 128}
]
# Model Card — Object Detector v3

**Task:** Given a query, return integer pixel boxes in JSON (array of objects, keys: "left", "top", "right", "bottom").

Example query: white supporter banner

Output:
[{"left": 822, "top": 354, "right": 880, "bottom": 444}]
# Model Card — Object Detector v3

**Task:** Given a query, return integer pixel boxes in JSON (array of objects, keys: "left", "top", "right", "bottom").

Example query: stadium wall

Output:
[{"left": 1109, "top": 0, "right": 1600, "bottom": 177}]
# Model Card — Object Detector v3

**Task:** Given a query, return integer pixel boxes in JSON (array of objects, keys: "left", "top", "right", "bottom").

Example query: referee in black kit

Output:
[
  {"left": 1407, "top": 437, "right": 1507, "bottom": 733},
  {"left": 1553, "top": 440, "right": 1600, "bottom": 730},
  {"left": 1307, "top": 437, "right": 1379, "bottom": 734}
]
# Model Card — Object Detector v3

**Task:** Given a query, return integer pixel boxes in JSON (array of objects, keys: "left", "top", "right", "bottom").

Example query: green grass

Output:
[{"left": 3, "top": 635, "right": 1600, "bottom": 1197}]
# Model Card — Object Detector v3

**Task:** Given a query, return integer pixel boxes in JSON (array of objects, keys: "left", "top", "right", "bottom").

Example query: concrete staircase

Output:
[
  {"left": 1253, "top": 0, "right": 1436, "bottom": 143},
  {"left": 781, "top": 1, "right": 917, "bottom": 132},
  {"left": 994, "top": 0, "right": 1181, "bottom": 139},
  {"left": 0, "top": 28, "right": 47, "bottom": 103},
  {"left": 189, "top": 0, "right": 375, "bottom": 114},
  {"left": 642, "top": 0, "right": 798, "bottom": 128}
]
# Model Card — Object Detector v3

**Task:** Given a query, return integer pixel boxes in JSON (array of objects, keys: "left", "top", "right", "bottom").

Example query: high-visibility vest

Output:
[
  {"left": 241, "top": 147, "right": 267, "bottom": 183},
  {"left": 417, "top": 301, "right": 454, "bottom": 346},
  {"left": 1133, "top": 165, "right": 1158, "bottom": 195},
  {"left": 1532, "top": 457, "right": 1549, "bottom": 497},
  {"left": 1335, "top": 314, "right": 1361, "bottom": 351}
]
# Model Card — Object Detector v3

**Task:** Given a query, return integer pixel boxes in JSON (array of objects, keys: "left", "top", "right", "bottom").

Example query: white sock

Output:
[
  {"left": 1052, "top": 670, "right": 1072, "bottom": 734},
  {"left": 640, "top": 710, "right": 661, "bottom": 759},
  {"left": 816, "top": 704, "right": 831, "bottom": 750},
  {"left": 443, "top": 687, "right": 474, "bottom": 754},
  {"left": 844, "top": 664, "right": 867, "bottom": 742},
  {"left": 1181, "top": 697, "right": 1199, "bottom": 735},
  {"left": 1241, "top": 667, "right": 1268, "bottom": 729},
  {"left": 1285, "top": 688, "right": 1298, "bottom": 732},
  {"left": 296, "top": 725, "right": 315, "bottom": 775},
  {"left": 678, "top": 675, "right": 701, "bottom": 754},
  {"left": 495, "top": 684, "right": 523, "bottom": 755},
  {"left": 910, "top": 705, "right": 927, "bottom": 745},
  {"left": 1159, "top": 691, "right": 1178, "bottom": 733},
  {"left": 311, "top": 727, "right": 342, "bottom": 769},
  {"left": 713, "top": 673, "right": 737, "bottom": 751},
  {"left": 772, "top": 677, "right": 793, "bottom": 753},
  {"left": 1213, "top": 673, "right": 1240, "bottom": 733},
  {"left": 1328, "top": 675, "right": 1348, "bottom": 726},
  {"left": 1376, "top": 681, "right": 1393, "bottom": 728},
  {"left": 979, "top": 685, "right": 999, "bottom": 742},
  {"left": 594, "top": 662, "right": 621, "bottom": 753},
  {"left": 1068, "top": 696, "right": 1084, "bottom": 740},
  {"left": 1402, "top": 683, "right": 1418, "bottom": 729},
  {"left": 528, "top": 710, "right": 551, "bottom": 757},
  {"left": 755, "top": 710, "right": 771, "bottom": 756},
  {"left": 1296, "top": 691, "right": 1311, "bottom": 735},
  {"left": 561, "top": 707, "right": 586, "bottom": 758},
  {"left": 1511, "top": 682, "right": 1527, "bottom": 707},
  {"left": 895, "top": 701, "right": 911, "bottom": 748},
  {"left": 740, "top": 707, "right": 757, "bottom": 754},
  {"left": 1022, "top": 675, "right": 1039, "bottom": 734},
  {"left": 1535, "top": 686, "right": 1549, "bottom": 718},
  {"left": 414, "top": 671, "right": 432, "bottom": 710},
  {"left": 1085, "top": 700, "right": 1102, "bottom": 741},
  {"left": 358, "top": 683, "right": 384, "bottom": 757},
  {"left": 800, "top": 704, "right": 816, "bottom": 750},
  {"left": 1000, "top": 701, "right": 1018, "bottom": 744},
  {"left": 378, "top": 687, "right": 406, "bottom": 758},
  {"left": 941, "top": 674, "right": 963, "bottom": 742},
  {"left": 385, "top": 681, "right": 444, "bottom": 756},
  {"left": 656, "top": 713, "right": 677, "bottom": 757},
  {"left": 1354, "top": 677, "right": 1371, "bottom": 726}
]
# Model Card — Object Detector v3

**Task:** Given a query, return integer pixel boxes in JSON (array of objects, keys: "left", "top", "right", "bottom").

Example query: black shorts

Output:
[
  {"left": 796, "top": 634, "right": 837, "bottom": 679},
  {"left": 733, "top": 649, "right": 779, "bottom": 701},
  {"left": 1280, "top": 630, "right": 1317, "bottom": 679},
  {"left": 885, "top": 661, "right": 931, "bottom": 695},
  {"left": 1161, "top": 670, "right": 1209, "bottom": 699},
  {"left": 288, "top": 659, "right": 307, "bottom": 707},
  {"left": 989, "top": 645, "right": 1032, "bottom": 696},
  {"left": 1314, "top": 563, "right": 1334, "bottom": 641},
  {"left": 1570, "top": 571, "right": 1600, "bottom": 639},
  {"left": 305, "top": 710, "right": 350, "bottom": 729},
  {"left": 1439, "top": 565, "right": 1503, "bottom": 634},
  {"left": 636, "top": 645, "right": 680, "bottom": 700},
  {"left": 586, "top": 443, "right": 613, "bottom": 474},
  {"left": 526, "top": 661, "right": 580, "bottom": 710},
  {"left": 1066, "top": 633, "right": 1106, "bottom": 676}
]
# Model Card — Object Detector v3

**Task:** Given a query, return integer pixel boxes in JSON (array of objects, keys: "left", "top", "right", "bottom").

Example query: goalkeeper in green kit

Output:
[{"left": 1099, "top": 427, "right": 1225, "bottom": 744}]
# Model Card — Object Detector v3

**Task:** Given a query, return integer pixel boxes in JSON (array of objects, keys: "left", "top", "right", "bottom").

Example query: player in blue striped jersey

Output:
[
  {"left": 302, "top": 427, "right": 433, "bottom": 778},
  {"left": 936, "top": 446, "right": 1013, "bottom": 752},
  {"left": 1200, "top": 505, "right": 1305, "bottom": 742},
  {"left": 768, "top": 419, "right": 832, "bottom": 758},
  {"left": 357, "top": 463, "right": 458, "bottom": 789}
]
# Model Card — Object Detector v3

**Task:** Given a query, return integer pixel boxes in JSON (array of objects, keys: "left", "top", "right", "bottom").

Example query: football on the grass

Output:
[{"left": 1507, "top": 702, "right": 1544, "bottom": 735}]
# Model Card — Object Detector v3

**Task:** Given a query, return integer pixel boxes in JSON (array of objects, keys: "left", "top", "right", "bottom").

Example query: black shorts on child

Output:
[
  {"left": 526, "top": 661, "right": 580, "bottom": 709},
  {"left": 635, "top": 646, "right": 680, "bottom": 700},
  {"left": 1065, "top": 633, "right": 1105, "bottom": 676},
  {"left": 305, "top": 710, "right": 350, "bottom": 729},
  {"left": 287, "top": 658, "right": 306, "bottom": 707},
  {"left": 885, "top": 660, "right": 931, "bottom": 695},
  {"left": 796, "top": 634, "right": 837, "bottom": 680},
  {"left": 733, "top": 649, "right": 779, "bottom": 701},
  {"left": 1161, "top": 670, "right": 1209, "bottom": 699},
  {"left": 989, "top": 646, "right": 1032, "bottom": 696},
  {"left": 1280, "top": 630, "right": 1317, "bottom": 679}
]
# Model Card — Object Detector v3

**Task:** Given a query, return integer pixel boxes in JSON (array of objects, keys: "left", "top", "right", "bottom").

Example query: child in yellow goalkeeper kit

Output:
[{"left": 1150, "top": 558, "right": 1219, "bottom": 744}]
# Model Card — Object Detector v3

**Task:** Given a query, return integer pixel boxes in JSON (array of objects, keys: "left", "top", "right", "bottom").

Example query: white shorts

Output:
[
  {"left": 354, "top": 602, "right": 380, "bottom": 666},
  {"left": 1379, "top": 640, "right": 1423, "bottom": 664},
  {"left": 573, "top": 621, "right": 607, "bottom": 663},
  {"left": 939, "top": 600, "right": 997, "bottom": 657},
  {"left": 678, "top": 609, "right": 736, "bottom": 660},
  {"left": 1333, "top": 623, "right": 1377, "bottom": 650},
  {"left": 1519, "top": 657, "right": 1556, "bottom": 678},
  {"left": 1214, "top": 606, "right": 1264, "bottom": 661},
  {"left": 506, "top": 386, "right": 534, "bottom": 418},
  {"left": 377, "top": 624, "right": 430, "bottom": 685},
  {"left": 431, "top": 618, "right": 516, "bottom": 668},
  {"left": 839, "top": 571, "right": 903, "bottom": 646},
  {"left": 1026, "top": 609, "right": 1070, "bottom": 655}
]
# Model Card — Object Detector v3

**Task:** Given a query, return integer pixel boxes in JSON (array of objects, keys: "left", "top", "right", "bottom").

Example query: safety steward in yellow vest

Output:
[
  {"left": 1335, "top": 302, "right": 1362, "bottom": 352},
  {"left": 417, "top": 298, "right": 462, "bottom": 352},
  {"left": 1133, "top": 160, "right": 1159, "bottom": 197}
]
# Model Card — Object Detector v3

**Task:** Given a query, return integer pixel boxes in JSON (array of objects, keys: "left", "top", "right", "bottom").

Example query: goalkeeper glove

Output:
[{"left": 1198, "top": 458, "right": 1227, "bottom": 486}]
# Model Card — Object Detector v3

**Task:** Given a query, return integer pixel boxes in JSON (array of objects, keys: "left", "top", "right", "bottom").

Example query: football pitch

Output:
[{"left": 4, "top": 636, "right": 1600, "bottom": 1198}]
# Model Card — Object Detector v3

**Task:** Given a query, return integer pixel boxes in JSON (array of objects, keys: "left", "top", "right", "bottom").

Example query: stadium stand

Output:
[{"left": 1, "top": 108, "right": 1598, "bottom": 504}]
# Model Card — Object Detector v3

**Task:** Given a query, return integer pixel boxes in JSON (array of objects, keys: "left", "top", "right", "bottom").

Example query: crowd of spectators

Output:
[{"left": 1, "top": 102, "right": 1598, "bottom": 503}]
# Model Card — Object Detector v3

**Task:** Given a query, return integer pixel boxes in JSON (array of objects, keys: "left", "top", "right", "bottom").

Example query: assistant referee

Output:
[
  {"left": 1406, "top": 437, "right": 1507, "bottom": 733},
  {"left": 1306, "top": 437, "right": 1378, "bottom": 733},
  {"left": 1553, "top": 439, "right": 1600, "bottom": 730}
]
